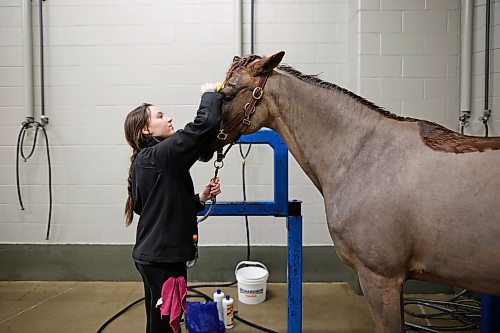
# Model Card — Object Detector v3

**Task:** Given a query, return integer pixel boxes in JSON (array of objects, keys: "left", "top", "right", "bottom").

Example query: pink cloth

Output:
[{"left": 160, "top": 276, "right": 187, "bottom": 333}]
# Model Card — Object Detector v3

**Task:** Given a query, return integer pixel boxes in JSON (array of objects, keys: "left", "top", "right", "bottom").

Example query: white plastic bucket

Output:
[{"left": 235, "top": 261, "right": 269, "bottom": 305}]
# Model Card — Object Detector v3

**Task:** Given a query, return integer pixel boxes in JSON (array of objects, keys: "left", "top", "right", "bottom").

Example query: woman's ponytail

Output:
[{"left": 123, "top": 103, "right": 151, "bottom": 227}]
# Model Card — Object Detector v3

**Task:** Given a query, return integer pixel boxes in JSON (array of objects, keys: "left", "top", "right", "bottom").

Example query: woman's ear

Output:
[{"left": 142, "top": 126, "right": 151, "bottom": 136}]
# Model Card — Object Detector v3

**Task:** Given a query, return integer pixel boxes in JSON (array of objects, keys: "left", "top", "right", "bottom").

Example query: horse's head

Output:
[{"left": 199, "top": 51, "right": 285, "bottom": 162}]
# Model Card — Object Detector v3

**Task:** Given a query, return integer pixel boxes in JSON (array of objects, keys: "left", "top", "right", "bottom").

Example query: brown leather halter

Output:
[{"left": 217, "top": 73, "right": 270, "bottom": 142}]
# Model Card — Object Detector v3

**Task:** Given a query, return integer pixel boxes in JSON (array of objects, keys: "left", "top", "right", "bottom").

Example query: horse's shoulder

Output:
[{"left": 417, "top": 120, "right": 500, "bottom": 153}]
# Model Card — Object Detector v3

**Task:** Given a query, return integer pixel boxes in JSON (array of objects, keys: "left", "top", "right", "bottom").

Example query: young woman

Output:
[{"left": 124, "top": 84, "right": 223, "bottom": 333}]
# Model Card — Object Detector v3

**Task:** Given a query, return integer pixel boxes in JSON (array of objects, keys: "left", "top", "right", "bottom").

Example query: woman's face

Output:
[{"left": 142, "top": 105, "right": 175, "bottom": 138}]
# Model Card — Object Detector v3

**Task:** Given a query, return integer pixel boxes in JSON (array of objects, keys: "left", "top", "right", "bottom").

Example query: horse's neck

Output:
[{"left": 266, "top": 73, "right": 396, "bottom": 193}]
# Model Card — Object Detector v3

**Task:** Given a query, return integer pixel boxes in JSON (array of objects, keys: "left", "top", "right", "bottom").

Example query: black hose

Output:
[
  {"left": 16, "top": 120, "right": 53, "bottom": 239},
  {"left": 40, "top": 124, "right": 53, "bottom": 240},
  {"left": 404, "top": 290, "right": 481, "bottom": 332},
  {"left": 95, "top": 297, "right": 145, "bottom": 333},
  {"left": 240, "top": 143, "right": 252, "bottom": 261}
]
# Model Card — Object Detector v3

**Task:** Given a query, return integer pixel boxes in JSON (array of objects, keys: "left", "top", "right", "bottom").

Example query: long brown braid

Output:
[{"left": 123, "top": 103, "right": 152, "bottom": 227}]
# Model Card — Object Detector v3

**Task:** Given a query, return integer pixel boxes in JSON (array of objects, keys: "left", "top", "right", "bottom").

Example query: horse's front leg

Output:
[{"left": 357, "top": 267, "right": 405, "bottom": 333}]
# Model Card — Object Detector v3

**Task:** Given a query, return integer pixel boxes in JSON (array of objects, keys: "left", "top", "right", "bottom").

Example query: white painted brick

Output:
[
  {"left": 0, "top": 6, "right": 21, "bottom": 26},
  {"left": 426, "top": 0, "right": 459, "bottom": 10},
  {"left": 381, "top": 33, "right": 425, "bottom": 55},
  {"left": 0, "top": 87, "right": 23, "bottom": 107},
  {"left": 360, "top": 11, "right": 402, "bottom": 33},
  {"left": 359, "top": 0, "right": 380, "bottom": 11},
  {"left": 424, "top": 78, "right": 459, "bottom": 100},
  {"left": 0, "top": 107, "right": 24, "bottom": 126},
  {"left": 259, "top": 43, "right": 316, "bottom": 64},
  {"left": 360, "top": 78, "right": 380, "bottom": 100},
  {"left": 0, "top": 0, "right": 475, "bottom": 246},
  {"left": 0, "top": 46, "right": 22, "bottom": 66},
  {"left": 377, "top": 100, "right": 402, "bottom": 114},
  {"left": 445, "top": 56, "right": 459, "bottom": 78},
  {"left": 360, "top": 55, "right": 402, "bottom": 77},
  {"left": 303, "top": 223, "right": 332, "bottom": 245},
  {"left": 336, "top": 22, "right": 349, "bottom": 43},
  {"left": 316, "top": 43, "right": 348, "bottom": 63},
  {"left": 255, "top": 24, "right": 296, "bottom": 43},
  {"left": 46, "top": 5, "right": 175, "bottom": 26},
  {"left": 276, "top": 4, "right": 313, "bottom": 23},
  {"left": 380, "top": 78, "right": 424, "bottom": 100},
  {"left": 174, "top": 24, "right": 219, "bottom": 44},
  {"left": 493, "top": 24, "right": 500, "bottom": 50},
  {"left": 0, "top": 27, "right": 21, "bottom": 46},
  {"left": 296, "top": 23, "right": 338, "bottom": 43},
  {"left": 316, "top": 3, "right": 349, "bottom": 23},
  {"left": 381, "top": 0, "right": 425, "bottom": 10},
  {"left": 360, "top": 33, "right": 380, "bottom": 55},
  {"left": 45, "top": 25, "right": 174, "bottom": 46},
  {"left": 336, "top": 63, "right": 349, "bottom": 86},
  {"left": 403, "top": 56, "right": 446, "bottom": 78},
  {"left": 248, "top": 222, "right": 288, "bottom": 246},
  {"left": 447, "top": 10, "right": 460, "bottom": 32},
  {"left": 403, "top": 11, "right": 448, "bottom": 32},
  {"left": 194, "top": 4, "right": 233, "bottom": 24},
  {"left": 402, "top": 100, "right": 446, "bottom": 123},
  {"left": 245, "top": 3, "right": 275, "bottom": 24},
  {"left": 424, "top": 32, "right": 459, "bottom": 55},
  {"left": 0, "top": 67, "right": 22, "bottom": 86},
  {"left": 445, "top": 100, "right": 460, "bottom": 131},
  {"left": 0, "top": 0, "right": 19, "bottom": 6},
  {"left": 0, "top": 223, "right": 48, "bottom": 243}
]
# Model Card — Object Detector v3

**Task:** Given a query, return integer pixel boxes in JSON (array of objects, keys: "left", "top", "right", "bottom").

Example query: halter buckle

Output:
[
  {"left": 252, "top": 87, "right": 263, "bottom": 100},
  {"left": 244, "top": 103, "right": 256, "bottom": 113},
  {"left": 217, "top": 129, "right": 228, "bottom": 141},
  {"left": 242, "top": 118, "right": 251, "bottom": 126}
]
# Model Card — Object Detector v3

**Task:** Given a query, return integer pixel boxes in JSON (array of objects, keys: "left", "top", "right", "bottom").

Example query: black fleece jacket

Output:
[{"left": 131, "top": 92, "right": 223, "bottom": 263}]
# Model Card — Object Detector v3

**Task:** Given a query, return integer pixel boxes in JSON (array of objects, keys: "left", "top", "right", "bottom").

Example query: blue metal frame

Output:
[
  {"left": 198, "top": 129, "right": 303, "bottom": 332},
  {"left": 198, "top": 129, "right": 289, "bottom": 217},
  {"left": 481, "top": 294, "right": 500, "bottom": 333}
]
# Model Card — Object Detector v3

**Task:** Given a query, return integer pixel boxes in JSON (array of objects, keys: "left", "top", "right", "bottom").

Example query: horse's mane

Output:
[
  {"left": 277, "top": 65, "right": 416, "bottom": 123},
  {"left": 276, "top": 64, "right": 500, "bottom": 154},
  {"left": 226, "top": 55, "right": 500, "bottom": 153}
]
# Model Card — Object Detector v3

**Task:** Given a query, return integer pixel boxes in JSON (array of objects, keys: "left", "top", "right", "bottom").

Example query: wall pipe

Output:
[
  {"left": 22, "top": 0, "right": 34, "bottom": 120},
  {"left": 250, "top": 0, "right": 254, "bottom": 54},
  {"left": 234, "top": 0, "right": 242, "bottom": 57},
  {"left": 38, "top": 0, "right": 48, "bottom": 125},
  {"left": 481, "top": 0, "right": 492, "bottom": 137},
  {"left": 459, "top": 0, "right": 473, "bottom": 134}
]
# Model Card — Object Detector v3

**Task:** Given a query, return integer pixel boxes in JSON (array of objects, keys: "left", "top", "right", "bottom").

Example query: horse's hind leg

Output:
[{"left": 358, "top": 269, "right": 405, "bottom": 333}]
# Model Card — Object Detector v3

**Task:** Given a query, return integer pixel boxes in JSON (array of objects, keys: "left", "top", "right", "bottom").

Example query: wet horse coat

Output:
[{"left": 207, "top": 52, "right": 500, "bottom": 332}]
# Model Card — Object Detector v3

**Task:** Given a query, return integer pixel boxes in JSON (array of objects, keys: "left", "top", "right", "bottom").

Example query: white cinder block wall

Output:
[{"left": 0, "top": 0, "right": 498, "bottom": 246}]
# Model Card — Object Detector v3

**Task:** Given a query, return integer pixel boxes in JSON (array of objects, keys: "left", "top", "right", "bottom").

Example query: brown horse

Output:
[{"left": 201, "top": 51, "right": 500, "bottom": 332}]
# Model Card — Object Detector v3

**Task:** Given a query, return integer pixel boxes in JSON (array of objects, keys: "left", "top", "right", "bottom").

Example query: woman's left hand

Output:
[{"left": 200, "top": 177, "right": 221, "bottom": 202}]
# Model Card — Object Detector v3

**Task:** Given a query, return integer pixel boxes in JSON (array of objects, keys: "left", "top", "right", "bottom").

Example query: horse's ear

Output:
[{"left": 249, "top": 51, "right": 285, "bottom": 77}]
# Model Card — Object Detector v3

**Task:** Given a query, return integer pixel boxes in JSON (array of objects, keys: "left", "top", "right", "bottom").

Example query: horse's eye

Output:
[{"left": 223, "top": 93, "right": 236, "bottom": 101}]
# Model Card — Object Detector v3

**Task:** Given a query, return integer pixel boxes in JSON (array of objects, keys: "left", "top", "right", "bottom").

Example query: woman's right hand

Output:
[{"left": 200, "top": 82, "right": 223, "bottom": 95}]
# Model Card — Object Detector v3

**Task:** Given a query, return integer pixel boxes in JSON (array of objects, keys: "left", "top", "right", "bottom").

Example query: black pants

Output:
[{"left": 135, "top": 262, "right": 187, "bottom": 333}]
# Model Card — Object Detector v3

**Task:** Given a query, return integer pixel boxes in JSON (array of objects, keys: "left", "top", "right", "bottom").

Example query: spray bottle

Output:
[
  {"left": 213, "top": 289, "right": 225, "bottom": 322},
  {"left": 222, "top": 294, "right": 234, "bottom": 329}
]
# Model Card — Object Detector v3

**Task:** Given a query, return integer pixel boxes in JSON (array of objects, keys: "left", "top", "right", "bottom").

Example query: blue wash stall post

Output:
[{"left": 198, "top": 129, "right": 303, "bottom": 332}]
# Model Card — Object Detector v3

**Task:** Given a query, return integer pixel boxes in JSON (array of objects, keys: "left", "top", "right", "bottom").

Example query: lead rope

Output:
[{"left": 187, "top": 148, "right": 228, "bottom": 269}]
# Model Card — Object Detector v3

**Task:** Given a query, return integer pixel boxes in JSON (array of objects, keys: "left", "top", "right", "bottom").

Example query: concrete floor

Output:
[{"left": 0, "top": 282, "right": 480, "bottom": 333}]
